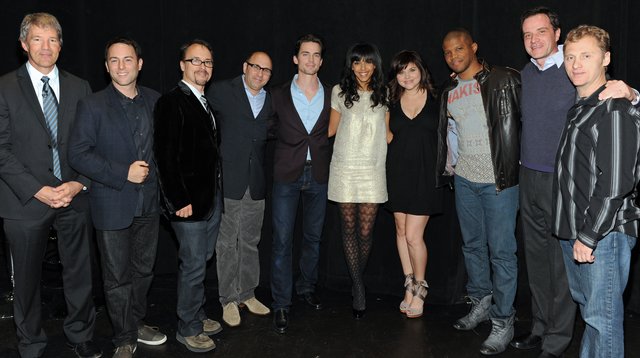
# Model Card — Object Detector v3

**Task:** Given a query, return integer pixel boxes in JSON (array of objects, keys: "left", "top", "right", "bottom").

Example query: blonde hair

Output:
[
  {"left": 19, "top": 13, "right": 63, "bottom": 46},
  {"left": 565, "top": 25, "right": 609, "bottom": 53}
]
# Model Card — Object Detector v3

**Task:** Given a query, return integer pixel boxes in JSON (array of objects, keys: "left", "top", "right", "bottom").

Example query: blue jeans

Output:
[
  {"left": 95, "top": 213, "right": 160, "bottom": 347},
  {"left": 454, "top": 175, "right": 518, "bottom": 319},
  {"left": 171, "top": 194, "right": 222, "bottom": 337},
  {"left": 271, "top": 165, "right": 328, "bottom": 310},
  {"left": 560, "top": 232, "right": 636, "bottom": 358}
]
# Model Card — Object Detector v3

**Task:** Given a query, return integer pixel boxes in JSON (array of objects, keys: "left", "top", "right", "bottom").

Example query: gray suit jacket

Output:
[
  {"left": 0, "top": 64, "right": 91, "bottom": 219},
  {"left": 206, "top": 75, "right": 271, "bottom": 200}
]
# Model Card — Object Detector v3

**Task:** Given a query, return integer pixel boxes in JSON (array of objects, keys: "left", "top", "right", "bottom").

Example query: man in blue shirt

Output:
[{"left": 269, "top": 34, "right": 332, "bottom": 334}]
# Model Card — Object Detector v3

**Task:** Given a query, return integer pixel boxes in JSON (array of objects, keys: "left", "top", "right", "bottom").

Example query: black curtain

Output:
[{"left": 1, "top": 0, "right": 638, "bottom": 305}]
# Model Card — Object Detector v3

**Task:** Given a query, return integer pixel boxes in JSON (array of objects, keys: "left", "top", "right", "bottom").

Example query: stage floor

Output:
[{"left": 1, "top": 275, "right": 639, "bottom": 357}]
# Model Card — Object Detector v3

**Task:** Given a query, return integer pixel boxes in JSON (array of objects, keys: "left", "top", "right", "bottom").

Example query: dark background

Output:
[{"left": 0, "top": 0, "right": 638, "bottom": 305}]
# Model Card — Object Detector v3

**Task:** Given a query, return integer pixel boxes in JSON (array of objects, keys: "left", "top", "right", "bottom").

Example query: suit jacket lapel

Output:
[
  {"left": 16, "top": 65, "right": 48, "bottom": 133},
  {"left": 233, "top": 76, "right": 257, "bottom": 119},
  {"left": 178, "top": 81, "right": 216, "bottom": 135}
]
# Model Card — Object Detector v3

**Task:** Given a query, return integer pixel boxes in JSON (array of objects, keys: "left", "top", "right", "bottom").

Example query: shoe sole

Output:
[
  {"left": 223, "top": 316, "right": 241, "bottom": 327},
  {"left": 203, "top": 325, "right": 223, "bottom": 335},
  {"left": 175, "top": 333, "right": 215, "bottom": 353},
  {"left": 137, "top": 335, "right": 167, "bottom": 346},
  {"left": 66, "top": 345, "right": 103, "bottom": 358},
  {"left": 238, "top": 303, "right": 270, "bottom": 316}
]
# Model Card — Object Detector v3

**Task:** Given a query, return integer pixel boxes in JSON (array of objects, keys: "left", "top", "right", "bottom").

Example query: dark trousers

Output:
[
  {"left": 270, "top": 165, "right": 327, "bottom": 310},
  {"left": 520, "top": 167, "right": 575, "bottom": 355},
  {"left": 171, "top": 194, "right": 222, "bottom": 337},
  {"left": 4, "top": 206, "right": 95, "bottom": 358},
  {"left": 95, "top": 213, "right": 159, "bottom": 347}
]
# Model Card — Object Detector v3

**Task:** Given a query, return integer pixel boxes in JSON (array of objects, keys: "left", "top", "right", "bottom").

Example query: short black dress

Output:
[{"left": 386, "top": 96, "right": 443, "bottom": 215}]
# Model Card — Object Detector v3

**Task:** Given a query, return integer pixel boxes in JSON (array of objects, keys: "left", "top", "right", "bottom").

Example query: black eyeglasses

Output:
[
  {"left": 246, "top": 62, "right": 272, "bottom": 75},
  {"left": 183, "top": 57, "right": 214, "bottom": 68}
]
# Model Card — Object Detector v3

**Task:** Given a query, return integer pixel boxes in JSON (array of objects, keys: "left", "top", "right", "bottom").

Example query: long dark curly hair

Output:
[
  {"left": 387, "top": 50, "right": 436, "bottom": 104},
  {"left": 338, "top": 42, "right": 388, "bottom": 109}
]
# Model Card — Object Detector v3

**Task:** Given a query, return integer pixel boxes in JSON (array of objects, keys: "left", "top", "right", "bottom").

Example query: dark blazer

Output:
[
  {"left": 154, "top": 81, "right": 220, "bottom": 221},
  {"left": 0, "top": 64, "right": 91, "bottom": 219},
  {"left": 68, "top": 84, "right": 160, "bottom": 230},
  {"left": 206, "top": 75, "right": 271, "bottom": 200},
  {"left": 270, "top": 80, "right": 332, "bottom": 183}
]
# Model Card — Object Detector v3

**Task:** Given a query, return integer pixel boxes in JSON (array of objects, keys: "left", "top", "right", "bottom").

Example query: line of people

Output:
[{"left": 2, "top": 6, "right": 640, "bottom": 358}]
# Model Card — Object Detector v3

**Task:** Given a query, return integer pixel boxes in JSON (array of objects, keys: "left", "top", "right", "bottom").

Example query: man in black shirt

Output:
[{"left": 552, "top": 25, "right": 640, "bottom": 358}]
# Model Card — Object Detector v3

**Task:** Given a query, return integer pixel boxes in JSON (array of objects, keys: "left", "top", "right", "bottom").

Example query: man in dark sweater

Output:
[{"left": 512, "top": 7, "right": 638, "bottom": 358}]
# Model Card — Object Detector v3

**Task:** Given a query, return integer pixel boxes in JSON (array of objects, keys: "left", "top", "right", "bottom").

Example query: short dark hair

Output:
[
  {"left": 521, "top": 6, "right": 561, "bottom": 31},
  {"left": 104, "top": 36, "right": 142, "bottom": 61},
  {"left": 179, "top": 39, "right": 213, "bottom": 60},
  {"left": 443, "top": 28, "right": 474, "bottom": 45},
  {"left": 294, "top": 34, "right": 324, "bottom": 58}
]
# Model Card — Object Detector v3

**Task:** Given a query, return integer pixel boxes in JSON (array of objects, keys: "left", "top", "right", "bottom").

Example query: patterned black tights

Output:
[{"left": 338, "top": 203, "right": 379, "bottom": 310}]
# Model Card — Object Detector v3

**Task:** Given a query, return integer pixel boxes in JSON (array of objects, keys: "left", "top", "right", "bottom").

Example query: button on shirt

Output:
[
  {"left": 242, "top": 75, "right": 266, "bottom": 118},
  {"left": 290, "top": 75, "right": 324, "bottom": 160},
  {"left": 113, "top": 85, "right": 158, "bottom": 216}
]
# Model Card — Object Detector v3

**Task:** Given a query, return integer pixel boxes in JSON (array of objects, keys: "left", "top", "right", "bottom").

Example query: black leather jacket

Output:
[{"left": 436, "top": 60, "right": 521, "bottom": 191}]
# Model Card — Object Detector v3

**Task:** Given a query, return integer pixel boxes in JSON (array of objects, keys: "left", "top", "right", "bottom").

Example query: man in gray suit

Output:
[
  {"left": 69, "top": 37, "right": 166, "bottom": 358},
  {"left": 206, "top": 51, "right": 273, "bottom": 327},
  {"left": 0, "top": 13, "right": 100, "bottom": 358}
]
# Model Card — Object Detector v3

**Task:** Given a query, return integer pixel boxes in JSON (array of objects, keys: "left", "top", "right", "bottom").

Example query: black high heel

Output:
[{"left": 353, "top": 308, "right": 366, "bottom": 319}]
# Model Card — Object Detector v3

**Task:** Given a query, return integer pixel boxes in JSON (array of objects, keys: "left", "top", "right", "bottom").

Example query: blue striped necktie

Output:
[{"left": 41, "top": 76, "right": 61, "bottom": 180}]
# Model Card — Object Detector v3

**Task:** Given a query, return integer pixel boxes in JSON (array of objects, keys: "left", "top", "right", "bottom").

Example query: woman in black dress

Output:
[{"left": 386, "top": 51, "right": 443, "bottom": 318}]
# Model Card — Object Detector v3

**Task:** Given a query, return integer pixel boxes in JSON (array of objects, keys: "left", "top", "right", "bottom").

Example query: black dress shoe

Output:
[
  {"left": 538, "top": 352, "right": 562, "bottom": 358},
  {"left": 273, "top": 308, "right": 288, "bottom": 334},
  {"left": 298, "top": 292, "right": 323, "bottom": 310},
  {"left": 352, "top": 308, "right": 365, "bottom": 319},
  {"left": 67, "top": 340, "right": 103, "bottom": 358},
  {"left": 510, "top": 333, "right": 542, "bottom": 350}
]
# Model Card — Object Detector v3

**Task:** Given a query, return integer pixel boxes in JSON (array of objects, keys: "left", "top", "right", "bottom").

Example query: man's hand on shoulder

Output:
[{"left": 599, "top": 80, "right": 639, "bottom": 104}]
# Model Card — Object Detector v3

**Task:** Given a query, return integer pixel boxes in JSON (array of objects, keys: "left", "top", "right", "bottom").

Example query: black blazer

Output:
[
  {"left": 0, "top": 64, "right": 91, "bottom": 220},
  {"left": 68, "top": 84, "right": 160, "bottom": 230},
  {"left": 270, "top": 80, "right": 332, "bottom": 184},
  {"left": 154, "top": 81, "right": 220, "bottom": 221},
  {"left": 206, "top": 76, "right": 271, "bottom": 200}
]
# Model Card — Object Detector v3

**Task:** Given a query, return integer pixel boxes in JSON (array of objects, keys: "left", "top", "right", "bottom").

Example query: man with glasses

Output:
[
  {"left": 154, "top": 39, "right": 222, "bottom": 353},
  {"left": 206, "top": 51, "right": 273, "bottom": 327}
]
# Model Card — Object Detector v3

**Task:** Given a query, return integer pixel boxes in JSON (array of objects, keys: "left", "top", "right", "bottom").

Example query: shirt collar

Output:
[
  {"left": 291, "top": 74, "right": 322, "bottom": 93},
  {"left": 26, "top": 61, "right": 59, "bottom": 81},
  {"left": 530, "top": 45, "right": 564, "bottom": 71},
  {"left": 577, "top": 84, "right": 607, "bottom": 106},
  {"left": 242, "top": 75, "right": 265, "bottom": 97},
  {"left": 181, "top": 79, "right": 205, "bottom": 98}
]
